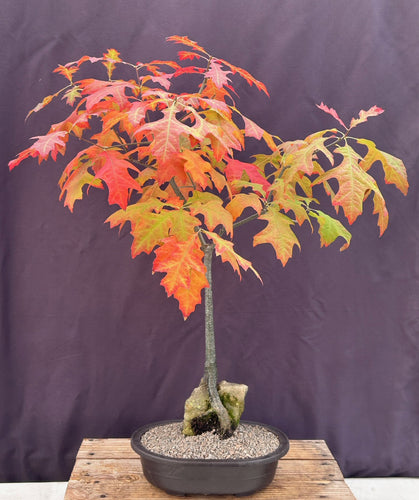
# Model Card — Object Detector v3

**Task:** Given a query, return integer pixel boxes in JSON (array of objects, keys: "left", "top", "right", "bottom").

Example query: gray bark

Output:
[{"left": 202, "top": 243, "right": 233, "bottom": 438}]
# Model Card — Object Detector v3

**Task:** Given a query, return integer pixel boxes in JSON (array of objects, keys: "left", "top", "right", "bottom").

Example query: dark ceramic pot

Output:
[{"left": 131, "top": 420, "right": 289, "bottom": 496}]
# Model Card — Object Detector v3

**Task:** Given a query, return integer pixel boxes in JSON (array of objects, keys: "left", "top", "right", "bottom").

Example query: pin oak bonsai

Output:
[{"left": 9, "top": 36, "right": 408, "bottom": 438}]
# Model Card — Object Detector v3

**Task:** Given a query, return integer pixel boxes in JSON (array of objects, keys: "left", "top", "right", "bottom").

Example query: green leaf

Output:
[{"left": 310, "top": 210, "right": 352, "bottom": 251}]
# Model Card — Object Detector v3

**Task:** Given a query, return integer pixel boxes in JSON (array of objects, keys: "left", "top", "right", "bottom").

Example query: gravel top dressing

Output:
[{"left": 141, "top": 422, "right": 280, "bottom": 460}]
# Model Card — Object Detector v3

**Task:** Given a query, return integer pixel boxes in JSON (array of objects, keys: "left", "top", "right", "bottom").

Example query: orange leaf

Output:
[
  {"left": 204, "top": 231, "right": 261, "bottom": 281},
  {"left": 225, "top": 193, "right": 262, "bottom": 221},
  {"left": 153, "top": 235, "right": 207, "bottom": 318}
]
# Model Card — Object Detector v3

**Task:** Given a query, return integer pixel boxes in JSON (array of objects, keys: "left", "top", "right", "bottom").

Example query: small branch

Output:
[{"left": 170, "top": 178, "right": 187, "bottom": 203}]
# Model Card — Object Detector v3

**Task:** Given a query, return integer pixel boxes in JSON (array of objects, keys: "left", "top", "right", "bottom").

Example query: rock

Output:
[
  {"left": 182, "top": 379, "right": 248, "bottom": 436},
  {"left": 218, "top": 380, "right": 248, "bottom": 429}
]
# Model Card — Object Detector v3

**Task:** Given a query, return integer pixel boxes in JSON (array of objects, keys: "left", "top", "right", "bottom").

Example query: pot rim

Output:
[{"left": 131, "top": 419, "right": 290, "bottom": 466}]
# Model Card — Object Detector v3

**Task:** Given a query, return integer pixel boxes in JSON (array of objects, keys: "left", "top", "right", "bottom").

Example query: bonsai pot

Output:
[{"left": 131, "top": 420, "right": 289, "bottom": 496}]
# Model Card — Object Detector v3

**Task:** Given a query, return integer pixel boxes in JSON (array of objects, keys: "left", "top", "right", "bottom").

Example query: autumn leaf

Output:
[
  {"left": 218, "top": 59, "right": 269, "bottom": 96},
  {"left": 310, "top": 210, "right": 352, "bottom": 251},
  {"left": 284, "top": 130, "right": 335, "bottom": 176},
  {"left": 242, "top": 115, "right": 265, "bottom": 140},
  {"left": 181, "top": 149, "right": 213, "bottom": 190},
  {"left": 26, "top": 93, "right": 59, "bottom": 120},
  {"left": 9, "top": 130, "right": 68, "bottom": 170},
  {"left": 136, "top": 102, "right": 206, "bottom": 175},
  {"left": 269, "top": 178, "right": 311, "bottom": 225},
  {"left": 79, "top": 79, "right": 138, "bottom": 112},
  {"left": 102, "top": 48, "right": 122, "bottom": 78},
  {"left": 53, "top": 64, "right": 79, "bottom": 82},
  {"left": 63, "top": 86, "right": 82, "bottom": 106},
  {"left": 166, "top": 35, "right": 209, "bottom": 56},
  {"left": 316, "top": 102, "right": 347, "bottom": 129},
  {"left": 189, "top": 192, "right": 233, "bottom": 235},
  {"left": 313, "top": 143, "right": 388, "bottom": 229},
  {"left": 205, "top": 59, "right": 232, "bottom": 89},
  {"left": 178, "top": 51, "right": 204, "bottom": 61},
  {"left": 153, "top": 235, "right": 208, "bottom": 318},
  {"left": 58, "top": 151, "right": 103, "bottom": 211},
  {"left": 253, "top": 205, "right": 300, "bottom": 266},
  {"left": 204, "top": 230, "right": 261, "bottom": 281},
  {"left": 87, "top": 147, "right": 140, "bottom": 209},
  {"left": 350, "top": 106, "right": 384, "bottom": 129},
  {"left": 225, "top": 193, "right": 262, "bottom": 221},
  {"left": 357, "top": 138, "right": 409, "bottom": 195},
  {"left": 224, "top": 158, "right": 270, "bottom": 195},
  {"left": 173, "top": 268, "right": 209, "bottom": 319}
]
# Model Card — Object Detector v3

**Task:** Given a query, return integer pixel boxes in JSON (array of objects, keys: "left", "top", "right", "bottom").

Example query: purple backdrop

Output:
[{"left": 1, "top": 0, "right": 418, "bottom": 481}]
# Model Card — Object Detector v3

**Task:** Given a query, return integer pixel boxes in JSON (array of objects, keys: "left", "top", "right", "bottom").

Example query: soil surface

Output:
[{"left": 141, "top": 422, "right": 280, "bottom": 460}]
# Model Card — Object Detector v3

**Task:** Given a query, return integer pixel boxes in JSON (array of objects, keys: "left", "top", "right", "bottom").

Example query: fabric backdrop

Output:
[{"left": 1, "top": 0, "right": 418, "bottom": 481}]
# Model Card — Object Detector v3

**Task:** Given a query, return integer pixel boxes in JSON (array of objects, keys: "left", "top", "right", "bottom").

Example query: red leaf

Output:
[
  {"left": 224, "top": 158, "right": 270, "bottom": 194},
  {"left": 87, "top": 148, "right": 140, "bottom": 209},
  {"left": 178, "top": 51, "right": 203, "bottom": 61},
  {"left": 166, "top": 35, "right": 209, "bottom": 56},
  {"left": 9, "top": 131, "right": 68, "bottom": 170},
  {"left": 316, "top": 102, "right": 347, "bottom": 129}
]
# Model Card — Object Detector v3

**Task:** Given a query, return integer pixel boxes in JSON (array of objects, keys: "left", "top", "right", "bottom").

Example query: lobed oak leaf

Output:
[
  {"left": 224, "top": 158, "right": 270, "bottom": 195},
  {"left": 206, "top": 59, "right": 232, "bottom": 89},
  {"left": 173, "top": 268, "right": 209, "bottom": 319},
  {"left": 32, "top": 131, "right": 68, "bottom": 161},
  {"left": 102, "top": 48, "right": 122, "bottom": 78},
  {"left": 225, "top": 193, "right": 262, "bottom": 221},
  {"left": 253, "top": 205, "right": 300, "bottom": 266},
  {"left": 178, "top": 51, "right": 204, "bottom": 61},
  {"left": 313, "top": 144, "right": 387, "bottom": 228},
  {"left": 204, "top": 231, "right": 261, "bottom": 281},
  {"left": 53, "top": 64, "right": 79, "bottom": 81},
  {"left": 26, "top": 93, "right": 59, "bottom": 120},
  {"left": 316, "top": 102, "right": 347, "bottom": 129},
  {"left": 173, "top": 66, "right": 206, "bottom": 78},
  {"left": 218, "top": 59, "right": 269, "bottom": 96},
  {"left": 166, "top": 35, "right": 209, "bottom": 56},
  {"left": 79, "top": 79, "right": 138, "bottom": 112},
  {"left": 269, "top": 178, "right": 311, "bottom": 225},
  {"left": 350, "top": 106, "right": 384, "bottom": 129},
  {"left": 372, "top": 190, "right": 389, "bottom": 236},
  {"left": 49, "top": 108, "right": 90, "bottom": 138},
  {"left": 283, "top": 131, "right": 335, "bottom": 176},
  {"left": 136, "top": 103, "right": 205, "bottom": 174},
  {"left": 153, "top": 234, "right": 207, "bottom": 317},
  {"left": 9, "top": 130, "right": 68, "bottom": 170},
  {"left": 242, "top": 115, "right": 265, "bottom": 140},
  {"left": 168, "top": 209, "right": 200, "bottom": 242},
  {"left": 62, "top": 86, "right": 82, "bottom": 106},
  {"left": 188, "top": 192, "right": 233, "bottom": 236},
  {"left": 59, "top": 152, "right": 103, "bottom": 212},
  {"left": 357, "top": 138, "right": 409, "bottom": 195},
  {"left": 310, "top": 210, "right": 352, "bottom": 251},
  {"left": 64, "top": 55, "right": 102, "bottom": 68},
  {"left": 87, "top": 147, "right": 140, "bottom": 209},
  {"left": 181, "top": 149, "right": 213, "bottom": 190}
]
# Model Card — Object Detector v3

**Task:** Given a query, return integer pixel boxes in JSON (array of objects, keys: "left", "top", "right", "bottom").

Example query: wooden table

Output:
[{"left": 64, "top": 438, "right": 355, "bottom": 499}]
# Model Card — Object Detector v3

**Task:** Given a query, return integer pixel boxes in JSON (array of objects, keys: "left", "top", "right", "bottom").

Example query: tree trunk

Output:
[{"left": 202, "top": 243, "right": 233, "bottom": 438}]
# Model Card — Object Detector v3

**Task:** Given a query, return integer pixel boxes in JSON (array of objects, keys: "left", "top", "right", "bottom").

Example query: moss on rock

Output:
[{"left": 183, "top": 379, "right": 248, "bottom": 436}]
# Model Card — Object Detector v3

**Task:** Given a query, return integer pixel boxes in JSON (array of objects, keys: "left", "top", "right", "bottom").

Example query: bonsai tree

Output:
[{"left": 9, "top": 36, "right": 408, "bottom": 438}]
